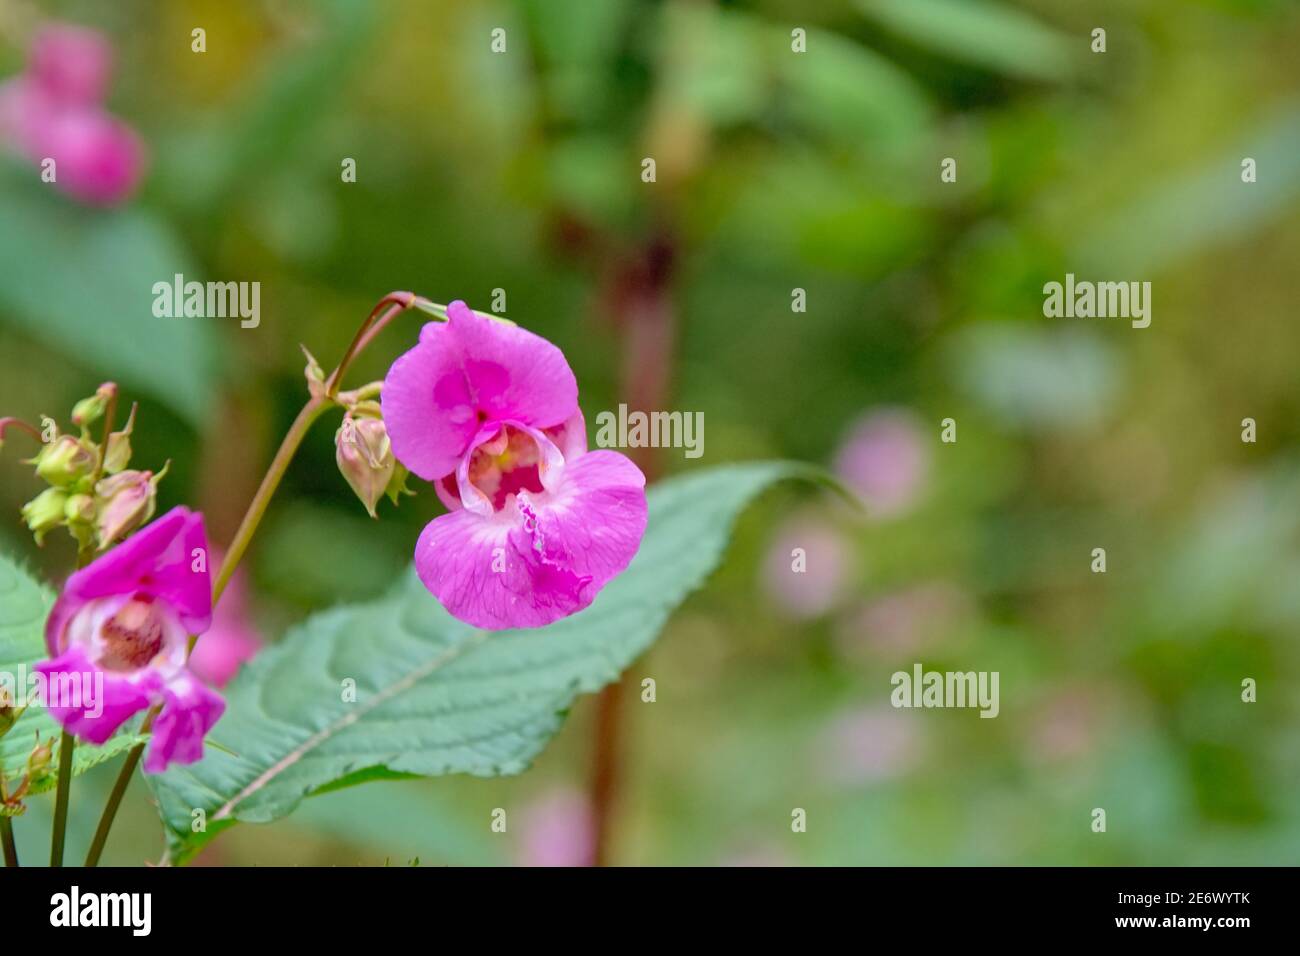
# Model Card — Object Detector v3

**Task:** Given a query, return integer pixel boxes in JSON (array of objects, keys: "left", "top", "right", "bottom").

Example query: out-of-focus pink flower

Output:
[
  {"left": 719, "top": 845, "right": 793, "bottom": 867},
  {"left": 0, "top": 22, "right": 145, "bottom": 205},
  {"left": 29, "top": 24, "right": 112, "bottom": 105},
  {"left": 833, "top": 582, "right": 971, "bottom": 663},
  {"left": 833, "top": 408, "right": 929, "bottom": 519},
  {"left": 761, "top": 510, "right": 855, "bottom": 619},
  {"left": 34, "top": 507, "right": 224, "bottom": 773},
  {"left": 516, "top": 787, "right": 594, "bottom": 867},
  {"left": 814, "top": 706, "right": 921, "bottom": 786},
  {"left": 383, "top": 302, "right": 647, "bottom": 630},
  {"left": 188, "top": 561, "right": 261, "bottom": 689}
]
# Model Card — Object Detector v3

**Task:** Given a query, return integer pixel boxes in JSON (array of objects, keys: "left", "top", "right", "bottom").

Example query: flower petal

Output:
[
  {"left": 414, "top": 449, "right": 646, "bottom": 629},
  {"left": 33, "top": 645, "right": 160, "bottom": 745},
  {"left": 45, "top": 507, "right": 211, "bottom": 654},
  {"left": 144, "top": 671, "right": 225, "bottom": 773},
  {"left": 382, "top": 302, "right": 578, "bottom": 481}
]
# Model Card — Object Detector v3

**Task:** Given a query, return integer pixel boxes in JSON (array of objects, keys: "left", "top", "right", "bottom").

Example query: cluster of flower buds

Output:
[
  {"left": 304, "top": 348, "right": 410, "bottom": 518},
  {"left": 4, "top": 383, "right": 169, "bottom": 551}
]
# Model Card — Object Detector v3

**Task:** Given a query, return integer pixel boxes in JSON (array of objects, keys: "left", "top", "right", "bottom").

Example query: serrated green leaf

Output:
[
  {"left": 149, "top": 461, "right": 817, "bottom": 863},
  {"left": 0, "top": 551, "right": 146, "bottom": 796}
]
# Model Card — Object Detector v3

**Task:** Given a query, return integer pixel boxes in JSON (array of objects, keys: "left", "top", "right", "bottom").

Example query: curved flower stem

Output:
[
  {"left": 48, "top": 731, "right": 74, "bottom": 866},
  {"left": 81, "top": 743, "right": 141, "bottom": 867},
  {"left": 84, "top": 291, "right": 422, "bottom": 866},
  {"left": 1, "top": 814, "right": 17, "bottom": 866}
]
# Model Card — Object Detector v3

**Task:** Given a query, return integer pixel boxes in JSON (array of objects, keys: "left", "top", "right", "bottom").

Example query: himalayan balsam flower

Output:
[
  {"left": 383, "top": 301, "right": 647, "bottom": 629},
  {"left": 188, "top": 560, "right": 261, "bottom": 689},
  {"left": 0, "top": 22, "right": 145, "bottom": 205},
  {"left": 34, "top": 507, "right": 224, "bottom": 773}
]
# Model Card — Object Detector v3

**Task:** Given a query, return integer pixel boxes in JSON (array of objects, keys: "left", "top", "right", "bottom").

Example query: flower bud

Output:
[
  {"left": 70, "top": 382, "right": 117, "bottom": 429},
  {"left": 33, "top": 434, "right": 96, "bottom": 486},
  {"left": 102, "top": 402, "right": 136, "bottom": 474},
  {"left": 93, "top": 465, "right": 165, "bottom": 548},
  {"left": 21, "top": 487, "right": 68, "bottom": 544},
  {"left": 336, "top": 413, "right": 395, "bottom": 518},
  {"left": 0, "top": 687, "right": 17, "bottom": 738},
  {"left": 25, "top": 735, "right": 54, "bottom": 781}
]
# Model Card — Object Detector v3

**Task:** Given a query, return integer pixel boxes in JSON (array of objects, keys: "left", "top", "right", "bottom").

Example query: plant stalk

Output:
[{"left": 84, "top": 292, "right": 420, "bottom": 866}]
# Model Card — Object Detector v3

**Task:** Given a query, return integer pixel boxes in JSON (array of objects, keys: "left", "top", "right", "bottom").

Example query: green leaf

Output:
[
  {"left": 0, "top": 166, "right": 220, "bottom": 427},
  {"left": 856, "top": 0, "right": 1076, "bottom": 82},
  {"left": 0, "top": 551, "right": 145, "bottom": 795},
  {"left": 149, "top": 461, "right": 817, "bottom": 863}
]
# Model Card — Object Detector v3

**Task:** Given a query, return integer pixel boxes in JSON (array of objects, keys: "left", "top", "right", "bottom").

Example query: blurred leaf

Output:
[
  {"left": 149, "top": 462, "right": 817, "bottom": 863},
  {"left": 1075, "top": 102, "right": 1300, "bottom": 273},
  {"left": 155, "top": 0, "right": 377, "bottom": 211},
  {"left": 288, "top": 779, "right": 507, "bottom": 865},
  {"left": 779, "top": 27, "right": 933, "bottom": 150},
  {"left": 0, "top": 550, "right": 146, "bottom": 794},
  {"left": 0, "top": 168, "right": 219, "bottom": 426},
  {"left": 856, "top": 0, "right": 1076, "bottom": 82}
]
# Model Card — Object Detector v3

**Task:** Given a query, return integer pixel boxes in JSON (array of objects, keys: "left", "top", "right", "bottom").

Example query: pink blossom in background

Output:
[
  {"left": 188, "top": 561, "right": 261, "bottom": 689},
  {"left": 516, "top": 788, "right": 594, "bottom": 867},
  {"left": 384, "top": 302, "right": 647, "bottom": 630},
  {"left": 34, "top": 507, "right": 225, "bottom": 773},
  {"left": 761, "top": 510, "right": 855, "bottom": 619},
  {"left": 29, "top": 24, "right": 112, "bottom": 105},
  {"left": 833, "top": 408, "right": 930, "bottom": 519},
  {"left": 814, "top": 706, "right": 921, "bottom": 786},
  {"left": 833, "top": 582, "right": 972, "bottom": 663},
  {"left": 0, "top": 22, "right": 145, "bottom": 205}
]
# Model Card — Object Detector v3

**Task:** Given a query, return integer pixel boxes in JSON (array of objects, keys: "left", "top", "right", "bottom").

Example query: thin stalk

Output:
[
  {"left": 81, "top": 744, "right": 141, "bottom": 867},
  {"left": 84, "top": 291, "right": 421, "bottom": 866},
  {"left": 48, "top": 731, "right": 74, "bottom": 866},
  {"left": 1, "top": 815, "right": 17, "bottom": 867},
  {"left": 50, "top": 392, "right": 118, "bottom": 867}
]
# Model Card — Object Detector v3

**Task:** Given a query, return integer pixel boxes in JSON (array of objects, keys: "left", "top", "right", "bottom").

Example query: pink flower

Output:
[
  {"left": 29, "top": 24, "right": 113, "bottom": 106},
  {"left": 814, "top": 706, "right": 921, "bottom": 786},
  {"left": 761, "top": 510, "right": 855, "bottom": 619},
  {"left": 833, "top": 408, "right": 929, "bottom": 519},
  {"left": 34, "top": 507, "right": 224, "bottom": 773},
  {"left": 383, "top": 302, "right": 647, "bottom": 630},
  {"left": 0, "top": 22, "right": 145, "bottom": 205},
  {"left": 516, "top": 787, "right": 594, "bottom": 867}
]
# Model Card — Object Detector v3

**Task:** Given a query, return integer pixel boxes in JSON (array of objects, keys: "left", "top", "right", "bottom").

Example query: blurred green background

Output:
[{"left": 2, "top": 0, "right": 1299, "bottom": 865}]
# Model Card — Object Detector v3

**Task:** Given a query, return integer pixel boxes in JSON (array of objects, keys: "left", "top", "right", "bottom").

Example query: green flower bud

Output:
[
  {"left": 70, "top": 382, "right": 118, "bottom": 429},
  {"left": 33, "top": 435, "right": 96, "bottom": 487},
  {"left": 336, "top": 412, "right": 395, "bottom": 518},
  {"left": 102, "top": 403, "right": 137, "bottom": 474},
  {"left": 21, "top": 487, "right": 68, "bottom": 545},
  {"left": 94, "top": 464, "right": 166, "bottom": 549}
]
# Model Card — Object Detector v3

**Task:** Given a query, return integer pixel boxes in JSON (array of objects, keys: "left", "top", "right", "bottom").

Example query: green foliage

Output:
[
  {"left": 149, "top": 463, "right": 817, "bottom": 863},
  {"left": 0, "top": 168, "right": 219, "bottom": 427},
  {"left": 0, "top": 552, "right": 144, "bottom": 798}
]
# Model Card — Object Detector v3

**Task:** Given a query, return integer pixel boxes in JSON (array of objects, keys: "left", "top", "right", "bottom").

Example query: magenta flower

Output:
[
  {"left": 34, "top": 507, "right": 224, "bottom": 773},
  {"left": 0, "top": 22, "right": 145, "bottom": 205},
  {"left": 833, "top": 408, "right": 929, "bottom": 519},
  {"left": 516, "top": 787, "right": 595, "bottom": 867},
  {"left": 383, "top": 302, "right": 647, "bottom": 630}
]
